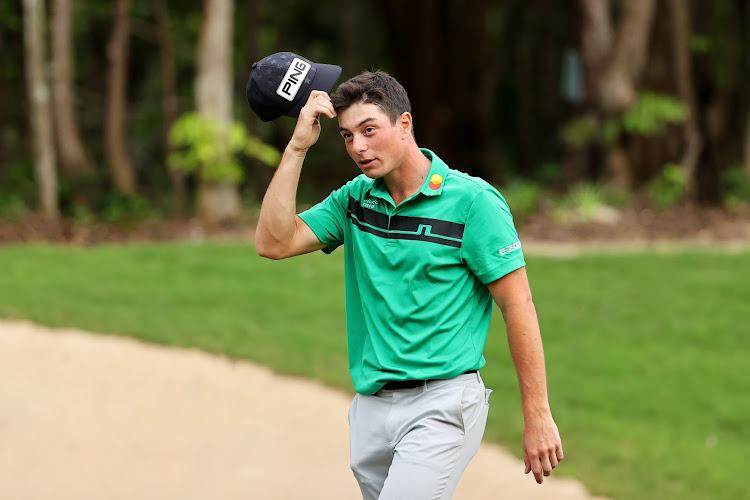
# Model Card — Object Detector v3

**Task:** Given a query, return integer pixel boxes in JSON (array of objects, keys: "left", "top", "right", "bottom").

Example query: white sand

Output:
[{"left": 0, "top": 320, "right": 607, "bottom": 500}]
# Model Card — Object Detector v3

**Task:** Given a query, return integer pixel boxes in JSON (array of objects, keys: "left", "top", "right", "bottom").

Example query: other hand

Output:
[
  {"left": 288, "top": 90, "right": 336, "bottom": 153},
  {"left": 522, "top": 411, "right": 564, "bottom": 484}
]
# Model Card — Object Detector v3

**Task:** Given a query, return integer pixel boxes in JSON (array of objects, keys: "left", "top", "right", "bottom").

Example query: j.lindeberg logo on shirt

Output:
[
  {"left": 361, "top": 198, "right": 378, "bottom": 209},
  {"left": 276, "top": 58, "right": 311, "bottom": 101},
  {"left": 499, "top": 241, "right": 522, "bottom": 255}
]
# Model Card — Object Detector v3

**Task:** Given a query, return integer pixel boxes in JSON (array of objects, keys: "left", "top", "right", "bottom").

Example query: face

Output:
[{"left": 338, "top": 103, "right": 410, "bottom": 179}]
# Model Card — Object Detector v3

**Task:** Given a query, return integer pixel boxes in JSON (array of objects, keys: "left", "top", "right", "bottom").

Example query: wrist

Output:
[
  {"left": 522, "top": 400, "right": 551, "bottom": 419},
  {"left": 286, "top": 143, "right": 309, "bottom": 157}
]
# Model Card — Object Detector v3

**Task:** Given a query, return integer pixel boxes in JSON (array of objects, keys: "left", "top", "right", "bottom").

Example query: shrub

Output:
[
  {"left": 100, "top": 193, "right": 159, "bottom": 227},
  {"left": 499, "top": 180, "right": 543, "bottom": 225},
  {"left": 649, "top": 163, "right": 687, "bottom": 210},
  {"left": 553, "top": 183, "right": 621, "bottom": 225},
  {"left": 720, "top": 165, "right": 750, "bottom": 207},
  {"left": 168, "top": 112, "right": 281, "bottom": 185}
]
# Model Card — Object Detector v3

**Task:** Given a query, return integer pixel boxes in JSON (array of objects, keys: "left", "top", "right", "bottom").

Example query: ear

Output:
[{"left": 399, "top": 112, "right": 413, "bottom": 138}]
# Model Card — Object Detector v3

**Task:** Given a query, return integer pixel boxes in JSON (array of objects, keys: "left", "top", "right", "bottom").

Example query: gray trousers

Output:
[{"left": 348, "top": 371, "right": 491, "bottom": 500}]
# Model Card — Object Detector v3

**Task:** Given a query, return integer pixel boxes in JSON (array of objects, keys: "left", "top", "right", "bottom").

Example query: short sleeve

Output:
[
  {"left": 462, "top": 189, "right": 526, "bottom": 284},
  {"left": 297, "top": 183, "right": 350, "bottom": 254}
]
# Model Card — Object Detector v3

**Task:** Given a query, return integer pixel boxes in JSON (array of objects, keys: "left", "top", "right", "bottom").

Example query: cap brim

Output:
[{"left": 285, "top": 63, "right": 342, "bottom": 118}]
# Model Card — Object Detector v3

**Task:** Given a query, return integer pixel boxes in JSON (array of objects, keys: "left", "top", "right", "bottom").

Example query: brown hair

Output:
[{"left": 331, "top": 71, "right": 412, "bottom": 125}]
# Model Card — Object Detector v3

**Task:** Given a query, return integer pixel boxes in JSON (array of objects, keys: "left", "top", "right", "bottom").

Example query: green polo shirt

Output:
[{"left": 298, "top": 149, "right": 525, "bottom": 395}]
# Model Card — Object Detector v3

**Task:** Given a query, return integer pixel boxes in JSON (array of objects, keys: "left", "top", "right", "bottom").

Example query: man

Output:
[{"left": 254, "top": 70, "right": 563, "bottom": 499}]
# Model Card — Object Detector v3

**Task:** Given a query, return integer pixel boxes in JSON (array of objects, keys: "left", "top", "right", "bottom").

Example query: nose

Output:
[{"left": 351, "top": 134, "right": 367, "bottom": 154}]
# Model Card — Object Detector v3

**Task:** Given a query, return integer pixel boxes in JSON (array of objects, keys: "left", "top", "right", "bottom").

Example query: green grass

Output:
[{"left": 0, "top": 243, "right": 748, "bottom": 500}]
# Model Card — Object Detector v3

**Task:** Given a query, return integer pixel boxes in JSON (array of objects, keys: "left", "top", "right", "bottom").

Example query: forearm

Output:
[
  {"left": 502, "top": 299, "right": 551, "bottom": 418},
  {"left": 254, "top": 146, "right": 307, "bottom": 256}
]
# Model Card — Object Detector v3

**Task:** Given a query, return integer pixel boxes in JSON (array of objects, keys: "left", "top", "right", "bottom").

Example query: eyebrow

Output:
[{"left": 339, "top": 117, "right": 377, "bottom": 132}]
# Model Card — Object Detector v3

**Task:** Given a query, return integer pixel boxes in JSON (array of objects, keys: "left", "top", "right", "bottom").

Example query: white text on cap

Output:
[{"left": 276, "top": 58, "right": 311, "bottom": 102}]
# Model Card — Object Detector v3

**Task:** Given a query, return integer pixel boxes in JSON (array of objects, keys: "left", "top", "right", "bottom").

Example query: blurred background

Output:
[
  {"left": 3, "top": 0, "right": 750, "bottom": 239},
  {"left": 2, "top": 2, "right": 750, "bottom": 500}
]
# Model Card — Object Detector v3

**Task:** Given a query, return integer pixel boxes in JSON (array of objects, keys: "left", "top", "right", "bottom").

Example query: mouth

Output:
[{"left": 359, "top": 158, "right": 376, "bottom": 168}]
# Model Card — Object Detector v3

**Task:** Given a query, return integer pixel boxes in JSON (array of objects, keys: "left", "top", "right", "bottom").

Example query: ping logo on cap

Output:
[
  {"left": 428, "top": 174, "right": 443, "bottom": 190},
  {"left": 276, "top": 58, "right": 311, "bottom": 102}
]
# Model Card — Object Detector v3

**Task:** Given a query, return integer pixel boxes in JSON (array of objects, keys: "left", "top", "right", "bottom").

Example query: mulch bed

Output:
[{"left": 519, "top": 206, "right": 750, "bottom": 243}]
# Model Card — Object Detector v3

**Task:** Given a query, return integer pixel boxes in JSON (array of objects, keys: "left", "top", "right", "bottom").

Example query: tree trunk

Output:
[
  {"left": 575, "top": 0, "right": 657, "bottom": 189},
  {"left": 23, "top": 0, "right": 59, "bottom": 219},
  {"left": 578, "top": 0, "right": 613, "bottom": 107},
  {"left": 597, "top": 0, "right": 656, "bottom": 114},
  {"left": 51, "top": 0, "right": 93, "bottom": 206},
  {"left": 195, "top": 0, "right": 239, "bottom": 224},
  {"left": 105, "top": 0, "right": 136, "bottom": 194},
  {"left": 154, "top": 0, "right": 186, "bottom": 214},
  {"left": 667, "top": 0, "right": 701, "bottom": 201}
]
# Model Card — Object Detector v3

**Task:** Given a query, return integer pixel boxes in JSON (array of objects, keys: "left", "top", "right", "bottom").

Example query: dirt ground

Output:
[{"left": 0, "top": 320, "right": 608, "bottom": 500}]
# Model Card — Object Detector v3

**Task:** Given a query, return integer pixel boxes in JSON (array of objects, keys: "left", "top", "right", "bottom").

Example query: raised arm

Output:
[
  {"left": 255, "top": 91, "right": 336, "bottom": 259},
  {"left": 487, "top": 267, "right": 564, "bottom": 484}
]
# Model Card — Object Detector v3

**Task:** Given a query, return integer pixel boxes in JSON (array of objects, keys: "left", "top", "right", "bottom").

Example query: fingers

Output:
[
  {"left": 549, "top": 449, "right": 559, "bottom": 469},
  {"left": 541, "top": 453, "right": 553, "bottom": 477},
  {"left": 556, "top": 443, "right": 565, "bottom": 463},
  {"left": 530, "top": 452, "right": 544, "bottom": 484},
  {"left": 302, "top": 91, "right": 336, "bottom": 119},
  {"left": 523, "top": 450, "right": 531, "bottom": 475},
  {"left": 289, "top": 92, "right": 335, "bottom": 151}
]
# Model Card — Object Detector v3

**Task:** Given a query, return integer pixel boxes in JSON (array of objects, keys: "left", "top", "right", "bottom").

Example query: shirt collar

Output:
[
  {"left": 367, "top": 148, "right": 448, "bottom": 201},
  {"left": 417, "top": 148, "right": 448, "bottom": 197}
]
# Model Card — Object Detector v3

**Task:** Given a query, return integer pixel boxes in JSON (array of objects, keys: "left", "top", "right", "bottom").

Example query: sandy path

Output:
[{"left": 0, "top": 320, "right": 606, "bottom": 500}]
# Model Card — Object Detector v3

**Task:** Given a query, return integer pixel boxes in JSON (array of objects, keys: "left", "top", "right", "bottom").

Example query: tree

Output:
[
  {"left": 380, "top": 0, "right": 499, "bottom": 180},
  {"left": 154, "top": 0, "right": 186, "bottom": 213},
  {"left": 667, "top": 0, "right": 701, "bottom": 200},
  {"left": 105, "top": 0, "right": 136, "bottom": 194},
  {"left": 195, "top": 0, "right": 238, "bottom": 223},
  {"left": 51, "top": 0, "right": 94, "bottom": 206},
  {"left": 23, "top": 0, "right": 59, "bottom": 218},
  {"left": 575, "top": 0, "right": 657, "bottom": 189}
]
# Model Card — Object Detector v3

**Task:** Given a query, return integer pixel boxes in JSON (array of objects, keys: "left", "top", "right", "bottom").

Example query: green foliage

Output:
[
  {"left": 72, "top": 205, "right": 95, "bottom": 225},
  {"left": 0, "top": 0, "right": 22, "bottom": 32},
  {"left": 537, "top": 162, "right": 562, "bottom": 186},
  {"left": 560, "top": 115, "right": 600, "bottom": 149},
  {"left": 553, "top": 183, "right": 620, "bottom": 224},
  {"left": 562, "top": 93, "right": 689, "bottom": 151},
  {"left": 622, "top": 92, "right": 688, "bottom": 136},
  {"left": 649, "top": 163, "right": 687, "bottom": 210},
  {"left": 560, "top": 115, "right": 621, "bottom": 150},
  {"left": 720, "top": 165, "right": 750, "bottom": 207},
  {"left": 0, "top": 192, "right": 30, "bottom": 220},
  {"left": 499, "top": 180, "right": 543, "bottom": 225},
  {"left": 688, "top": 34, "right": 712, "bottom": 54},
  {"left": 101, "top": 193, "right": 160, "bottom": 227},
  {"left": 168, "top": 112, "right": 281, "bottom": 185},
  {"left": 1, "top": 245, "right": 749, "bottom": 500},
  {"left": 0, "top": 159, "right": 36, "bottom": 219}
]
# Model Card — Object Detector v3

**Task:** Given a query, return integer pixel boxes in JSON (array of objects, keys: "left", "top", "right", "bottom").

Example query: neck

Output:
[{"left": 383, "top": 143, "right": 431, "bottom": 205}]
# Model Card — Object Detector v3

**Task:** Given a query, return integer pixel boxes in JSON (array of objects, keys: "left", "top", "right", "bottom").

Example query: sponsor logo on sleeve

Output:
[
  {"left": 276, "top": 58, "right": 311, "bottom": 101},
  {"left": 498, "top": 241, "right": 522, "bottom": 256}
]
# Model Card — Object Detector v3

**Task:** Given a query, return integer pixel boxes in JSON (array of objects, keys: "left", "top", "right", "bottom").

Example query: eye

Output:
[
  {"left": 341, "top": 132, "right": 352, "bottom": 141},
  {"left": 364, "top": 127, "right": 375, "bottom": 134}
]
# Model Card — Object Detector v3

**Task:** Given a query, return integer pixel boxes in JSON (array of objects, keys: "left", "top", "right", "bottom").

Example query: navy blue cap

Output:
[{"left": 246, "top": 52, "right": 342, "bottom": 122}]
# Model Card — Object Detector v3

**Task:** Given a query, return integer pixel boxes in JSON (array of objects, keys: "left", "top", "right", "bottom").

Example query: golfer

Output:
[{"left": 254, "top": 69, "right": 563, "bottom": 499}]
